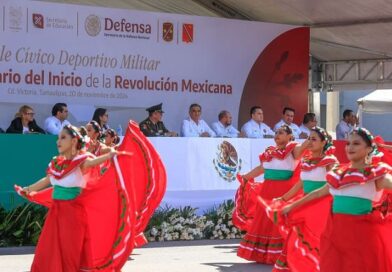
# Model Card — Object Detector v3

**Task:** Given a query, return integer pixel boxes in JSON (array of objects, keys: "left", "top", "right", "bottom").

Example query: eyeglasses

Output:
[{"left": 25, "top": 112, "right": 35, "bottom": 116}]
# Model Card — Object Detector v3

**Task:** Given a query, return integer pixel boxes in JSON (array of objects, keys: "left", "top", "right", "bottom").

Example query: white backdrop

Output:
[{"left": 0, "top": 0, "right": 297, "bottom": 132}]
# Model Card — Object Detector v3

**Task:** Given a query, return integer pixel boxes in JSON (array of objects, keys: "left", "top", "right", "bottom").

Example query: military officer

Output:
[{"left": 139, "top": 103, "right": 177, "bottom": 137}]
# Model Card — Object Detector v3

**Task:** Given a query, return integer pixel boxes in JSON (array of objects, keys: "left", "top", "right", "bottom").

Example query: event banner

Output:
[{"left": 0, "top": 0, "right": 309, "bottom": 131}]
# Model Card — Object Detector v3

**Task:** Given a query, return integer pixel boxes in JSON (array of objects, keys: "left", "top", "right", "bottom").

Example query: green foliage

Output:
[
  {"left": 0, "top": 204, "right": 47, "bottom": 247},
  {"left": 0, "top": 200, "right": 240, "bottom": 246}
]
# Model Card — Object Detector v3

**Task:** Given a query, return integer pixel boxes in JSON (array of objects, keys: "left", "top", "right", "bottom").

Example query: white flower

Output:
[
  {"left": 150, "top": 227, "right": 158, "bottom": 236},
  {"left": 164, "top": 233, "right": 173, "bottom": 241}
]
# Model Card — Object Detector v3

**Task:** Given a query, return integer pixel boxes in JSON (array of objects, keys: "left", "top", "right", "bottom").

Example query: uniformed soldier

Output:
[{"left": 139, "top": 103, "right": 177, "bottom": 137}]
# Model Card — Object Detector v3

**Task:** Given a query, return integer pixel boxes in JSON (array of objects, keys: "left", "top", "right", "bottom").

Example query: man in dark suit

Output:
[{"left": 139, "top": 103, "right": 177, "bottom": 137}]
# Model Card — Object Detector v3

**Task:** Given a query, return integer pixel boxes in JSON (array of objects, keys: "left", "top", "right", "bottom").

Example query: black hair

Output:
[
  {"left": 278, "top": 124, "right": 293, "bottom": 135},
  {"left": 63, "top": 125, "right": 84, "bottom": 150},
  {"left": 88, "top": 120, "right": 101, "bottom": 134},
  {"left": 303, "top": 113, "right": 316, "bottom": 124},
  {"left": 189, "top": 103, "right": 201, "bottom": 111},
  {"left": 311, "top": 126, "right": 333, "bottom": 152},
  {"left": 351, "top": 128, "right": 372, "bottom": 147},
  {"left": 51, "top": 103, "right": 67, "bottom": 116},
  {"left": 92, "top": 108, "right": 107, "bottom": 127},
  {"left": 78, "top": 126, "right": 87, "bottom": 137},
  {"left": 105, "top": 128, "right": 120, "bottom": 145},
  {"left": 105, "top": 128, "right": 116, "bottom": 138},
  {"left": 218, "top": 110, "right": 229, "bottom": 121},
  {"left": 283, "top": 107, "right": 295, "bottom": 114},
  {"left": 250, "top": 106, "right": 262, "bottom": 116},
  {"left": 343, "top": 109, "right": 353, "bottom": 119}
]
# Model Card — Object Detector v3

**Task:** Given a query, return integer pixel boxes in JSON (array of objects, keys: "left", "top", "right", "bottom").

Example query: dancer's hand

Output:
[
  {"left": 281, "top": 204, "right": 292, "bottom": 215},
  {"left": 22, "top": 186, "right": 30, "bottom": 194},
  {"left": 20, "top": 186, "right": 35, "bottom": 196},
  {"left": 241, "top": 174, "right": 250, "bottom": 181},
  {"left": 273, "top": 197, "right": 286, "bottom": 204}
]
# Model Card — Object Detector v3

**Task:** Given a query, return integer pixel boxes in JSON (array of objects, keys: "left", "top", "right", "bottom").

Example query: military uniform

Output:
[
  {"left": 139, "top": 103, "right": 170, "bottom": 137},
  {"left": 139, "top": 118, "right": 169, "bottom": 136}
]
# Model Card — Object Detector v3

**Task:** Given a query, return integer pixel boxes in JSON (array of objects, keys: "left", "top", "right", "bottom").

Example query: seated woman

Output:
[
  {"left": 6, "top": 105, "right": 45, "bottom": 134},
  {"left": 92, "top": 108, "right": 110, "bottom": 134}
]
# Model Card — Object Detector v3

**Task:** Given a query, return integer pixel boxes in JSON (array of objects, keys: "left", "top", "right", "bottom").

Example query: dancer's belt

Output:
[
  {"left": 302, "top": 180, "right": 326, "bottom": 194},
  {"left": 264, "top": 169, "right": 293, "bottom": 180},
  {"left": 332, "top": 195, "right": 372, "bottom": 215},
  {"left": 52, "top": 185, "right": 82, "bottom": 200}
]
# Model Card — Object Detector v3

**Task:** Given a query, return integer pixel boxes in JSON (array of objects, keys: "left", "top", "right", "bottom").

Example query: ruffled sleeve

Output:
[
  {"left": 47, "top": 153, "right": 93, "bottom": 179},
  {"left": 259, "top": 141, "right": 298, "bottom": 163},
  {"left": 301, "top": 155, "right": 338, "bottom": 171},
  {"left": 327, "top": 162, "right": 392, "bottom": 189}
]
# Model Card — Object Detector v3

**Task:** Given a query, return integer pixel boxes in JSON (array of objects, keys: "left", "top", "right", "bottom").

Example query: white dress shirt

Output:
[
  {"left": 241, "top": 119, "right": 274, "bottom": 138},
  {"left": 211, "top": 121, "right": 239, "bottom": 138},
  {"left": 181, "top": 118, "right": 216, "bottom": 137},
  {"left": 299, "top": 124, "right": 311, "bottom": 137},
  {"left": 336, "top": 120, "right": 353, "bottom": 140},
  {"left": 44, "top": 116, "right": 71, "bottom": 135},
  {"left": 273, "top": 119, "right": 301, "bottom": 139}
]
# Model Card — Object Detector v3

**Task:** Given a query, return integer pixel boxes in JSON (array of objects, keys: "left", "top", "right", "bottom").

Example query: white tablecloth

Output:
[{"left": 148, "top": 137, "right": 276, "bottom": 213}]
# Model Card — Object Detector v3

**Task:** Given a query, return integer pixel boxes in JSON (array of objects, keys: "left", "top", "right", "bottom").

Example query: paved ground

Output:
[{"left": 0, "top": 239, "right": 272, "bottom": 272}]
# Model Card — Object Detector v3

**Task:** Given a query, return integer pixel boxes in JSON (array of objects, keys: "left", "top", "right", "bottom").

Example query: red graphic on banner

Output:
[
  {"left": 162, "top": 22, "right": 173, "bottom": 42},
  {"left": 182, "top": 23, "right": 193, "bottom": 43},
  {"left": 32, "top": 13, "right": 44, "bottom": 29},
  {"left": 238, "top": 27, "right": 310, "bottom": 129}
]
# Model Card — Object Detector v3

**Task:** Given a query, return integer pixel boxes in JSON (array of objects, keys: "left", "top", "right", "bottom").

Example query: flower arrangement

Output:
[
  {"left": 145, "top": 200, "right": 244, "bottom": 242},
  {"left": 0, "top": 200, "right": 243, "bottom": 247}
]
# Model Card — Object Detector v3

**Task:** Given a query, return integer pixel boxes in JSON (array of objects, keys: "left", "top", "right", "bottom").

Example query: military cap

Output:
[{"left": 146, "top": 103, "right": 164, "bottom": 113}]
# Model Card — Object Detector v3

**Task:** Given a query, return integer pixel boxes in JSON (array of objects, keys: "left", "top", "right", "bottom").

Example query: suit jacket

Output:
[{"left": 6, "top": 117, "right": 45, "bottom": 134}]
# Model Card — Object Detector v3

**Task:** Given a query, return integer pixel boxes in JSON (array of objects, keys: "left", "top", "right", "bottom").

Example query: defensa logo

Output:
[
  {"left": 85, "top": 15, "right": 101, "bottom": 37},
  {"left": 213, "top": 141, "right": 242, "bottom": 182},
  {"left": 105, "top": 18, "right": 151, "bottom": 34},
  {"left": 85, "top": 15, "right": 152, "bottom": 39}
]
